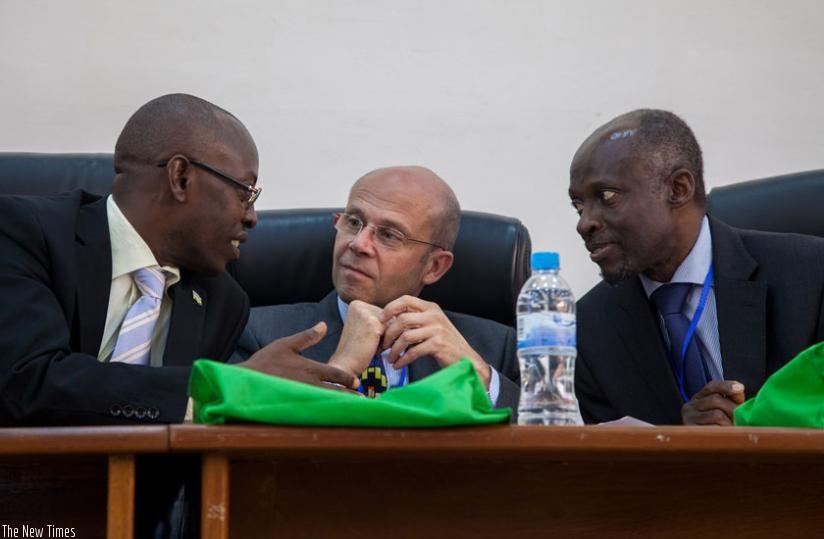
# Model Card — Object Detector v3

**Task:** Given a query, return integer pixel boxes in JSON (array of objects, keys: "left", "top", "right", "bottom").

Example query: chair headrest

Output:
[
  {"left": 707, "top": 169, "right": 824, "bottom": 237},
  {"left": 231, "top": 208, "right": 532, "bottom": 326},
  {"left": 0, "top": 152, "right": 115, "bottom": 196},
  {"left": 0, "top": 152, "right": 531, "bottom": 326}
]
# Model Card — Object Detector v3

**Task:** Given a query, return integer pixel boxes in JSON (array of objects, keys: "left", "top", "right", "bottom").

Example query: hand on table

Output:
[{"left": 681, "top": 380, "right": 746, "bottom": 426}]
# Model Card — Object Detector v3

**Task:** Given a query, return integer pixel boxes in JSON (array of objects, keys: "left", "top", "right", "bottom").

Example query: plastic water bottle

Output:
[{"left": 517, "top": 252, "right": 582, "bottom": 425}]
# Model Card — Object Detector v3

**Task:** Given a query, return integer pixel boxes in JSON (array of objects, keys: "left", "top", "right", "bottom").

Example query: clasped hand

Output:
[{"left": 329, "top": 296, "right": 492, "bottom": 389}]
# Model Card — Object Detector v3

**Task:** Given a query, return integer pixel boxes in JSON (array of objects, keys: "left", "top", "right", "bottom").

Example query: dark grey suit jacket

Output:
[
  {"left": 575, "top": 216, "right": 824, "bottom": 425},
  {"left": 234, "top": 291, "right": 521, "bottom": 409},
  {"left": 0, "top": 191, "right": 249, "bottom": 426}
]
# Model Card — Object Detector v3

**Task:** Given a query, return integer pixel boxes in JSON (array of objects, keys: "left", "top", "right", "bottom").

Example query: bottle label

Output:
[{"left": 517, "top": 312, "right": 576, "bottom": 348}]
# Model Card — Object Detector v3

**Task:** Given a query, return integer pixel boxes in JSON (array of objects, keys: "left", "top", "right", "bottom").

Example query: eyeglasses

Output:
[
  {"left": 333, "top": 212, "right": 446, "bottom": 251},
  {"left": 157, "top": 157, "right": 261, "bottom": 207}
]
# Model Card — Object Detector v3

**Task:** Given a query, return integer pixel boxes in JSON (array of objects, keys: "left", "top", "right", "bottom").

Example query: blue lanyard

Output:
[{"left": 675, "top": 264, "right": 714, "bottom": 402}]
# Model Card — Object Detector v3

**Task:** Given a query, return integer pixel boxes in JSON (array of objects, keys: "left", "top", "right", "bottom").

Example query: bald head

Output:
[
  {"left": 571, "top": 109, "right": 705, "bottom": 207},
  {"left": 352, "top": 166, "right": 461, "bottom": 250},
  {"left": 114, "top": 93, "right": 250, "bottom": 172}
]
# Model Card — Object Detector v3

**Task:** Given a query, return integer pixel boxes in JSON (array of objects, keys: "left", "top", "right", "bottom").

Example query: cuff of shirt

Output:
[
  {"left": 487, "top": 366, "right": 500, "bottom": 406},
  {"left": 183, "top": 397, "right": 194, "bottom": 423}
]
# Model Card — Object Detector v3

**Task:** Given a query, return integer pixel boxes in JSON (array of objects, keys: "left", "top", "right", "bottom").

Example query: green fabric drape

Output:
[
  {"left": 735, "top": 341, "right": 824, "bottom": 427},
  {"left": 190, "top": 358, "right": 511, "bottom": 427}
]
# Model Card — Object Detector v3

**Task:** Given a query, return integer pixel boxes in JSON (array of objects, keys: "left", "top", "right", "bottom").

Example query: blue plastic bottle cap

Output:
[{"left": 531, "top": 251, "right": 560, "bottom": 270}]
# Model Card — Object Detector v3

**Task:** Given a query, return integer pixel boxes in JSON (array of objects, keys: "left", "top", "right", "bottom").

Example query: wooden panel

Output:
[
  {"left": 170, "top": 425, "right": 824, "bottom": 538},
  {"left": 107, "top": 455, "right": 134, "bottom": 539},
  {"left": 0, "top": 455, "right": 108, "bottom": 538},
  {"left": 0, "top": 426, "right": 168, "bottom": 539},
  {"left": 227, "top": 455, "right": 824, "bottom": 538},
  {"left": 201, "top": 453, "right": 230, "bottom": 539}
]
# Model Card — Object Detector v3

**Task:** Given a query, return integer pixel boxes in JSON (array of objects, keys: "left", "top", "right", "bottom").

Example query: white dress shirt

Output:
[{"left": 98, "top": 195, "right": 180, "bottom": 366}]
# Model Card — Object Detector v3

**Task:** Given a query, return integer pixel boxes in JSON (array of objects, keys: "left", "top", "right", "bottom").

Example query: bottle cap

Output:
[{"left": 531, "top": 251, "right": 559, "bottom": 270}]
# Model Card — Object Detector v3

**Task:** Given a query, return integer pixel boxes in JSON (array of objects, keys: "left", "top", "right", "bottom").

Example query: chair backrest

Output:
[
  {"left": 707, "top": 169, "right": 824, "bottom": 237},
  {"left": 0, "top": 152, "right": 532, "bottom": 326}
]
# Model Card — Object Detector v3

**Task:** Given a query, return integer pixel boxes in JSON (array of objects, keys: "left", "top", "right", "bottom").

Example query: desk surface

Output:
[
  {"left": 0, "top": 425, "right": 168, "bottom": 455},
  {"left": 168, "top": 424, "right": 824, "bottom": 460}
]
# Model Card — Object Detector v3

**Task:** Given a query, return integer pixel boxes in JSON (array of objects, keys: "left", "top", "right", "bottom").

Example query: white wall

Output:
[{"left": 2, "top": 0, "right": 823, "bottom": 299}]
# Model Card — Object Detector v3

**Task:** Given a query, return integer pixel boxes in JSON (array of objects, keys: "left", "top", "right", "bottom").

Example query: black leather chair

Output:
[
  {"left": 707, "top": 169, "right": 824, "bottom": 237},
  {"left": 0, "top": 152, "right": 531, "bottom": 326}
]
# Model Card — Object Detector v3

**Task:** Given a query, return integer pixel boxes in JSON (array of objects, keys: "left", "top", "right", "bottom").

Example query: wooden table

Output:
[
  {"left": 4, "top": 425, "right": 824, "bottom": 538},
  {"left": 169, "top": 425, "right": 824, "bottom": 538},
  {"left": 0, "top": 426, "right": 167, "bottom": 539}
]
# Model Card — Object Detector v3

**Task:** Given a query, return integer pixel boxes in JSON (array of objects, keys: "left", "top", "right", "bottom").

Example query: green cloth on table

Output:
[
  {"left": 189, "top": 358, "right": 511, "bottom": 427},
  {"left": 735, "top": 341, "right": 824, "bottom": 427}
]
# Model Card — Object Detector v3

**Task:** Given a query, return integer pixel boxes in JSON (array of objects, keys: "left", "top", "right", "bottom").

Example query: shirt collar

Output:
[
  {"left": 337, "top": 295, "right": 349, "bottom": 321},
  {"left": 640, "top": 215, "right": 712, "bottom": 297},
  {"left": 107, "top": 195, "right": 180, "bottom": 287}
]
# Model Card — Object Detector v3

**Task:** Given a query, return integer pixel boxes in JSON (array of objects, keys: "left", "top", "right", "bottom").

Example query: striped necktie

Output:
[{"left": 110, "top": 267, "right": 165, "bottom": 365}]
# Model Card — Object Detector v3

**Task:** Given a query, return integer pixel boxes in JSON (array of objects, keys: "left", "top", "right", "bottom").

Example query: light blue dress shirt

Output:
[
  {"left": 639, "top": 216, "right": 724, "bottom": 381},
  {"left": 337, "top": 297, "right": 501, "bottom": 404}
]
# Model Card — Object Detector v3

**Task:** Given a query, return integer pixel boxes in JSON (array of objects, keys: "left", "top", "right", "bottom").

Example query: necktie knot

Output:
[
  {"left": 110, "top": 266, "right": 165, "bottom": 365},
  {"left": 133, "top": 267, "right": 165, "bottom": 300},
  {"left": 651, "top": 283, "right": 692, "bottom": 316}
]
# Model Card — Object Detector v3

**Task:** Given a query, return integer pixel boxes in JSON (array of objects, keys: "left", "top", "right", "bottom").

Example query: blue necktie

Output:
[
  {"left": 651, "top": 283, "right": 709, "bottom": 399},
  {"left": 110, "top": 267, "right": 165, "bottom": 365}
]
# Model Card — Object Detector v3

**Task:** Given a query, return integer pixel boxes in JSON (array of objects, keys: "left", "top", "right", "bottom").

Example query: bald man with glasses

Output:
[{"left": 234, "top": 166, "right": 520, "bottom": 408}]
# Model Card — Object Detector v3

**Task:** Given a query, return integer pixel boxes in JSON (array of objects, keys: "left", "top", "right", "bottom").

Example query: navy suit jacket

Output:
[
  {"left": 0, "top": 191, "right": 249, "bottom": 425},
  {"left": 234, "top": 291, "right": 521, "bottom": 410},
  {"left": 575, "top": 216, "right": 824, "bottom": 425}
]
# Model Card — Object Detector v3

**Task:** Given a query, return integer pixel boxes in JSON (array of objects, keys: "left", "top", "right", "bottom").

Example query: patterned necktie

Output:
[
  {"left": 651, "top": 283, "right": 709, "bottom": 399},
  {"left": 359, "top": 354, "right": 388, "bottom": 398},
  {"left": 110, "top": 267, "right": 165, "bottom": 365}
]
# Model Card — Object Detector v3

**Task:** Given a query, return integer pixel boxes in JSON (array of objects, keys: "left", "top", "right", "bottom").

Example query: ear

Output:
[
  {"left": 164, "top": 155, "right": 190, "bottom": 203},
  {"left": 667, "top": 168, "right": 696, "bottom": 208},
  {"left": 421, "top": 250, "right": 454, "bottom": 286}
]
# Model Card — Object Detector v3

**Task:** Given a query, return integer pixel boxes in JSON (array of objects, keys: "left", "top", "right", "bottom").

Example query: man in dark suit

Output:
[
  {"left": 234, "top": 166, "right": 520, "bottom": 409},
  {"left": 0, "top": 93, "right": 356, "bottom": 427},
  {"left": 569, "top": 109, "right": 824, "bottom": 425}
]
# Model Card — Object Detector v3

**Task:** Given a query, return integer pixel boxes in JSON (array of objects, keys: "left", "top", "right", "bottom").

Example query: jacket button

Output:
[
  {"left": 123, "top": 405, "right": 134, "bottom": 418},
  {"left": 109, "top": 404, "right": 122, "bottom": 417},
  {"left": 135, "top": 407, "right": 147, "bottom": 419},
  {"left": 148, "top": 407, "right": 160, "bottom": 420}
]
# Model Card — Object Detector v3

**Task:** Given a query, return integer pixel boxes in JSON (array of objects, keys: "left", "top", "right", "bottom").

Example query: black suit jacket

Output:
[
  {"left": 575, "top": 216, "right": 824, "bottom": 425},
  {"left": 0, "top": 191, "right": 249, "bottom": 425},
  {"left": 233, "top": 291, "right": 521, "bottom": 409}
]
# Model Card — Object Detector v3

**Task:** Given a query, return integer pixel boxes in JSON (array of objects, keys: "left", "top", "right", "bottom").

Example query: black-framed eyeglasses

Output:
[
  {"left": 157, "top": 157, "right": 261, "bottom": 207},
  {"left": 333, "top": 212, "right": 447, "bottom": 251}
]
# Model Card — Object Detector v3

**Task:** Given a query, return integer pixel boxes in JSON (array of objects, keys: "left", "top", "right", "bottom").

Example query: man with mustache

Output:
[
  {"left": 569, "top": 109, "right": 824, "bottom": 425},
  {"left": 234, "top": 166, "right": 520, "bottom": 408}
]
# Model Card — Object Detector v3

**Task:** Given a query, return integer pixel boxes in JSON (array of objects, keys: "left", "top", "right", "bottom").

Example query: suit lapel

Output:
[
  {"left": 613, "top": 278, "right": 685, "bottom": 414},
  {"left": 709, "top": 217, "right": 767, "bottom": 391},
  {"left": 163, "top": 276, "right": 208, "bottom": 366},
  {"left": 303, "top": 292, "right": 345, "bottom": 363},
  {"left": 74, "top": 197, "right": 112, "bottom": 355},
  {"left": 408, "top": 356, "right": 439, "bottom": 382}
]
